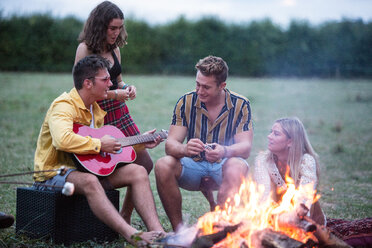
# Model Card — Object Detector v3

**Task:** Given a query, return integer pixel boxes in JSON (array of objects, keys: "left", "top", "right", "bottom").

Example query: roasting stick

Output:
[
  {"left": 0, "top": 166, "right": 75, "bottom": 196},
  {"left": 0, "top": 181, "right": 74, "bottom": 196},
  {"left": 0, "top": 166, "right": 68, "bottom": 178}
]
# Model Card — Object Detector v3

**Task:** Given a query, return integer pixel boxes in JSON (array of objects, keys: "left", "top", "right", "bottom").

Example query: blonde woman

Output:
[{"left": 253, "top": 117, "right": 326, "bottom": 225}]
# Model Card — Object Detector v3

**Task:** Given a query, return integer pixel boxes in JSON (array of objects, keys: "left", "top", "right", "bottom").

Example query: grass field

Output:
[{"left": 0, "top": 72, "right": 371, "bottom": 247}]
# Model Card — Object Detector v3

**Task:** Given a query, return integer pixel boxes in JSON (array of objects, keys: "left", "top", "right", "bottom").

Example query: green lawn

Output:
[{"left": 0, "top": 72, "right": 371, "bottom": 247}]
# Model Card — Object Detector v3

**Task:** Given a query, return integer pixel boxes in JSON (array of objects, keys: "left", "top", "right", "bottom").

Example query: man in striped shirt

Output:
[{"left": 155, "top": 55, "right": 253, "bottom": 231}]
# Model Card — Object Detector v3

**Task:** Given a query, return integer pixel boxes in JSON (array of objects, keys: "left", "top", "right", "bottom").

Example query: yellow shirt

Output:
[{"left": 34, "top": 88, "right": 106, "bottom": 182}]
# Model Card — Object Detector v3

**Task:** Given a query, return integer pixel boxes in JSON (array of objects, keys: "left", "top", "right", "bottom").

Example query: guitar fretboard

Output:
[{"left": 118, "top": 132, "right": 168, "bottom": 147}]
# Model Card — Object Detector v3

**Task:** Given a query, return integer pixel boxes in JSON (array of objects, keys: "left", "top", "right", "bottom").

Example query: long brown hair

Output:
[
  {"left": 78, "top": 1, "right": 128, "bottom": 54},
  {"left": 270, "top": 117, "right": 320, "bottom": 186}
]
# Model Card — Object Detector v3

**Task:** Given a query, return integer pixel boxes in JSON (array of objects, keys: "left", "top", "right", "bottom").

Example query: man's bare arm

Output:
[
  {"left": 225, "top": 128, "right": 253, "bottom": 159},
  {"left": 165, "top": 125, "right": 205, "bottom": 159}
]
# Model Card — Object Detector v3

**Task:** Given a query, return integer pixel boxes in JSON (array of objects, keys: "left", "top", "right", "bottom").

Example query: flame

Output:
[{"left": 197, "top": 173, "right": 320, "bottom": 247}]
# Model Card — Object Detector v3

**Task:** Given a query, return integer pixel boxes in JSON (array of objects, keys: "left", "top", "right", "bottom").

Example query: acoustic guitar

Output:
[{"left": 72, "top": 123, "right": 168, "bottom": 176}]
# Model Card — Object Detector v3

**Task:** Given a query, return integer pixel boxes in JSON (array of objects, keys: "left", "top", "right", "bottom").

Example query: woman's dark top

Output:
[
  {"left": 109, "top": 50, "right": 122, "bottom": 90},
  {"left": 97, "top": 50, "right": 141, "bottom": 137}
]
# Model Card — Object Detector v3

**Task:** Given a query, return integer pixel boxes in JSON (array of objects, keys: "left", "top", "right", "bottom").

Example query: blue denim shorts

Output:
[
  {"left": 178, "top": 157, "right": 249, "bottom": 191},
  {"left": 33, "top": 168, "right": 75, "bottom": 191},
  {"left": 177, "top": 157, "right": 228, "bottom": 191}
]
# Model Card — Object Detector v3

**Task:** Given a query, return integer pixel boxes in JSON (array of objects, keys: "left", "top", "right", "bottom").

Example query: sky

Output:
[{"left": 1, "top": 0, "right": 372, "bottom": 27}]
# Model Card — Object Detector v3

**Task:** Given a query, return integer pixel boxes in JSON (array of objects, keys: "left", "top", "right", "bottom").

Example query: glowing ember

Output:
[{"left": 196, "top": 174, "right": 320, "bottom": 248}]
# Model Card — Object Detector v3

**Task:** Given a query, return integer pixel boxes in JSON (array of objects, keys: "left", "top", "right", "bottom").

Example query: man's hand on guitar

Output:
[
  {"left": 143, "top": 129, "right": 163, "bottom": 149},
  {"left": 100, "top": 135, "right": 121, "bottom": 154},
  {"left": 73, "top": 124, "right": 168, "bottom": 176}
]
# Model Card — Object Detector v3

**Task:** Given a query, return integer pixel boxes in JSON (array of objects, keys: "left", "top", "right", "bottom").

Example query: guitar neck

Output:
[{"left": 118, "top": 132, "right": 167, "bottom": 147}]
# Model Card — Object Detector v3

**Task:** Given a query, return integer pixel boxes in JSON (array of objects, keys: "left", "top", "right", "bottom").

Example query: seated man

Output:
[
  {"left": 33, "top": 55, "right": 164, "bottom": 246},
  {"left": 155, "top": 55, "right": 253, "bottom": 231}
]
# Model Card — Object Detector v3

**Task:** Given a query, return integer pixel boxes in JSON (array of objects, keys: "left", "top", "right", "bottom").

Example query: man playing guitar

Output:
[{"left": 33, "top": 55, "right": 164, "bottom": 246}]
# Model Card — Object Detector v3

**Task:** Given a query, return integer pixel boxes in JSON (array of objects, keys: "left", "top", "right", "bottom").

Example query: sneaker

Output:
[{"left": 0, "top": 212, "right": 14, "bottom": 228}]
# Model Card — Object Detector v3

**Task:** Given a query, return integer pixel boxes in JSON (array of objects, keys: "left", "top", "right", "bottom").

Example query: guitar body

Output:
[{"left": 73, "top": 124, "right": 136, "bottom": 177}]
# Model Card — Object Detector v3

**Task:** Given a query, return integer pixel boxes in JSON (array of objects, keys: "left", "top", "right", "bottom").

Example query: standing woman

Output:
[
  {"left": 74, "top": 1, "right": 154, "bottom": 223},
  {"left": 253, "top": 117, "right": 326, "bottom": 225}
]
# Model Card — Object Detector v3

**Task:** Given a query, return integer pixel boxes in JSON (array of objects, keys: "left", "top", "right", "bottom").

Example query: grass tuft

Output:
[
  {"left": 331, "top": 121, "right": 343, "bottom": 133},
  {"left": 332, "top": 144, "right": 345, "bottom": 154}
]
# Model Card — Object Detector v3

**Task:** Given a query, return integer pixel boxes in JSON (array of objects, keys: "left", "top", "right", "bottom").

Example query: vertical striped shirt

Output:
[{"left": 171, "top": 88, "right": 252, "bottom": 160}]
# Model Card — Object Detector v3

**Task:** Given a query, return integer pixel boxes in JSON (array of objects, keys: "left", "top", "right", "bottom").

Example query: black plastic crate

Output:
[{"left": 16, "top": 187, "right": 119, "bottom": 245}]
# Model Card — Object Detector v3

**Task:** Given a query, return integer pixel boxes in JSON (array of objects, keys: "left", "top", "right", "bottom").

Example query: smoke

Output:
[{"left": 162, "top": 224, "right": 199, "bottom": 247}]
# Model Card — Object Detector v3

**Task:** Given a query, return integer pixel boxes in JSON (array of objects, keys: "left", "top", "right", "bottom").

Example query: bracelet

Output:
[
  {"left": 121, "top": 84, "right": 128, "bottom": 89},
  {"left": 223, "top": 146, "right": 228, "bottom": 158},
  {"left": 114, "top": 89, "right": 118, "bottom": 100}
]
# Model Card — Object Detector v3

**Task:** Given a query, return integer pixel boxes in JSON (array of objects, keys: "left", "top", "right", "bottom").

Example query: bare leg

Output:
[
  {"left": 66, "top": 171, "right": 143, "bottom": 244},
  {"left": 217, "top": 158, "right": 249, "bottom": 206},
  {"left": 155, "top": 156, "right": 183, "bottom": 231},
  {"left": 134, "top": 149, "right": 154, "bottom": 173},
  {"left": 108, "top": 163, "right": 163, "bottom": 232},
  {"left": 201, "top": 190, "right": 217, "bottom": 211},
  {"left": 200, "top": 176, "right": 219, "bottom": 211},
  {"left": 121, "top": 149, "right": 153, "bottom": 224},
  {"left": 67, "top": 165, "right": 163, "bottom": 245}
]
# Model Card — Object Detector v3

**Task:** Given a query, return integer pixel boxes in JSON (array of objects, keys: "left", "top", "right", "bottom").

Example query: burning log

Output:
[
  {"left": 276, "top": 212, "right": 316, "bottom": 233},
  {"left": 296, "top": 203, "right": 310, "bottom": 218},
  {"left": 191, "top": 223, "right": 241, "bottom": 248},
  {"left": 256, "top": 229, "right": 307, "bottom": 248},
  {"left": 276, "top": 203, "right": 317, "bottom": 232},
  {"left": 303, "top": 216, "right": 352, "bottom": 248}
]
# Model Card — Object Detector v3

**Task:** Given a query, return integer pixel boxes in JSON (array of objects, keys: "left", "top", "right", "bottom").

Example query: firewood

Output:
[
  {"left": 303, "top": 238, "right": 318, "bottom": 247},
  {"left": 276, "top": 211, "right": 317, "bottom": 232},
  {"left": 303, "top": 216, "right": 352, "bottom": 248},
  {"left": 191, "top": 223, "right": 241, "bottom": 248},
  {"left": 240, "top": 241, "right": 249, "bottom": 248},
  {"left": 258, "top": 228, "right": 306, "bottom": 248},
  {"left": 274, "top": 203, "right": 316, "bottom": 233},
  {"left": 296, "top": 203, "right": 310, "bottom": 218}
]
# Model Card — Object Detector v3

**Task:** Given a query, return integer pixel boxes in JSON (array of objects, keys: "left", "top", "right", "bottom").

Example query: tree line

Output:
[{"left": 1, "top": 13, "right": 371, "bottom": 77}]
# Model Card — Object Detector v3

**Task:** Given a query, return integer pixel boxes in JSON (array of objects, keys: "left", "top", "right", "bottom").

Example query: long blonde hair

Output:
[{"left": 270, "top": 117, "right": 320, "bottom": 186}]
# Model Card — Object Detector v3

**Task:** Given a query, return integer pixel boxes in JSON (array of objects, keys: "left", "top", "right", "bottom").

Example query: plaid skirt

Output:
[{"left": 98, "top": 99, "right": 140, "bottom": 136}]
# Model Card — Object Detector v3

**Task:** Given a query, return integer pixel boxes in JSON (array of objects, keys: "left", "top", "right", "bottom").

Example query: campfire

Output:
[
  {"left": 158, "top": 174, "right": 351, "bottom": 248},
  {"left": 196, "top": 175, "right": 318, "bottom": 248}
]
